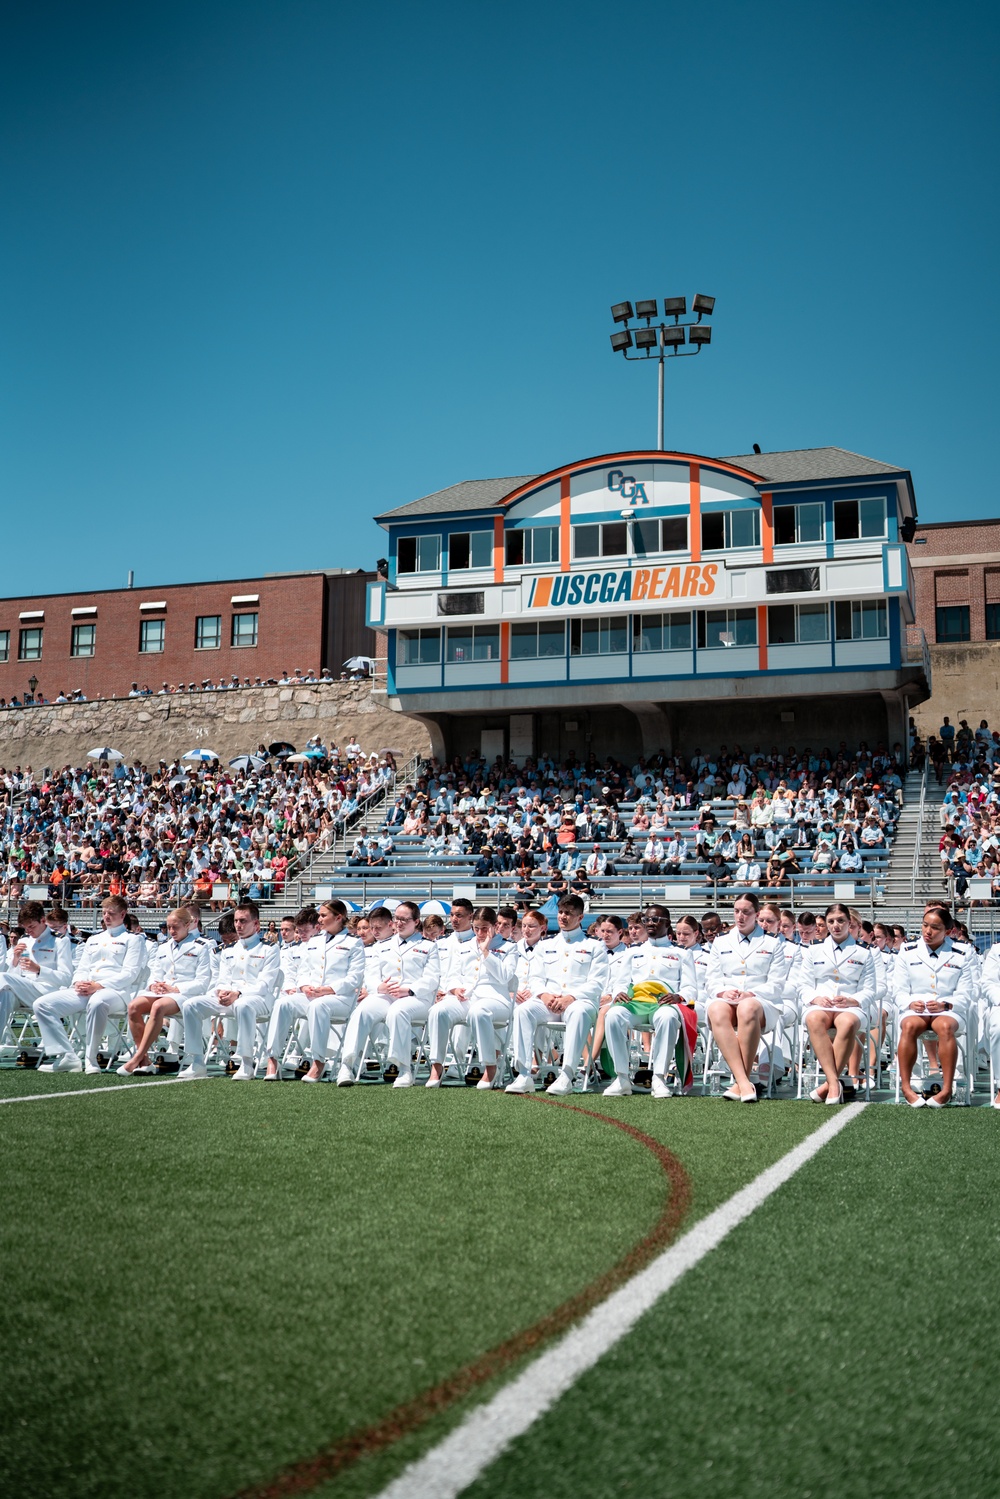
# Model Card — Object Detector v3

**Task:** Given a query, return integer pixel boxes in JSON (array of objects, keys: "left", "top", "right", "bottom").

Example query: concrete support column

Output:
[
  {"left": 879, "top": 688, "right": 907, "bottom": 762},
  {"left": 400, "top": 711, "right": 447, "bottom": 764},
  {"left": 627, "top": 702, "right": 673, "bottom": 758}
]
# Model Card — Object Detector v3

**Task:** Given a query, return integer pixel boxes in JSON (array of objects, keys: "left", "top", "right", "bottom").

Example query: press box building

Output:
[{"left": 368, "top": 446, "right": 931, "bottom": 763}]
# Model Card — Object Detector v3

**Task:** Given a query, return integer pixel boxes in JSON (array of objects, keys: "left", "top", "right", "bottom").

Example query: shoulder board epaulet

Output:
[{"left": 904, "top": 940, "right": 919, "bottom": 950}]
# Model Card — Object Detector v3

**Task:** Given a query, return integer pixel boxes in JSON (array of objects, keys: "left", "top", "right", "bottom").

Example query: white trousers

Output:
[
  {"left": 267, "top": 992, "right": 356, "bottom": 1061},
  {"left": 341, "top": 996, "right": 391, "bottom": 1066},
  {"left": 35, "top": 986, "right": 126, "bottom": 1064},
  {"left": 511, "top": 996, "right": 597, "bottom": 1077},
  {"left": 985, "top": 1011, "right": 1000, "bottom": 1081},
  {"left": 0, "top": 973, "right": 44, "bottom": 1039},
  {"left": 182, "top": 993, "right": 272, "bottom": 1064},
  {"left": 386, "top": 995, "right": 431, "bottom": 1066},
  {"left": 427, "top": 996, "right": 469, "bottom": 1063},
  {"left": 604, "top": 1002, "right": 680, "bottom": 1079}
]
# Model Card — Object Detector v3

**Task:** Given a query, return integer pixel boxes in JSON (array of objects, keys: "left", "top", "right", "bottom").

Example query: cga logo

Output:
[{"left": 607, "top": 469, "right": 649, "bottom": 503}]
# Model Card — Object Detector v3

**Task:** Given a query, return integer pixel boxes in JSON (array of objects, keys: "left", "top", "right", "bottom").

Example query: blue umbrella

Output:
[
  {"left": 419, "top": 899, "right": 452, "bottom": 916},
  {"left": 182, "top": 748, "right": 221, "bottom": 762}
]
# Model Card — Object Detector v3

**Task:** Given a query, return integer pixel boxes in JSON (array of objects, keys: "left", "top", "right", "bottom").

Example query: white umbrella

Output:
[
  {"left": 343, "top": 655, "right": 375, "bottom": 672},
  {"left": 87, "top": 747, "right": 125, "bottom": 761},
  {"left": 286, "top": 752, "right": 312, "bottom": 763},
  {"left": 229, "top": 754, "right": 268, "bottom": 771},
  {"left": 419, "top": 899, "right": 452, "bottom": 917},
  {"left": 181, "top": 748, "right": 221, "bottom": 762}
]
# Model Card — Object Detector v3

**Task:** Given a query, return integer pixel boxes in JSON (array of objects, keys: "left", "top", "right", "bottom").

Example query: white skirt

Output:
[{"left": 801, "top": 1001, "right": 871, "bottom": 1034}]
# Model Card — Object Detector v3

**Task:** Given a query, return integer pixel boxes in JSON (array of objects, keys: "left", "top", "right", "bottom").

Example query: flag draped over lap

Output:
[{"left": 600, "top": 980, "right": 699, "bottom": 1088}]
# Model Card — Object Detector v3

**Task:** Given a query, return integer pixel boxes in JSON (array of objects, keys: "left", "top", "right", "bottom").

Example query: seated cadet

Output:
[
  {"left": 35, "top": 895, "right": 146, "bottom": 1073},
  {"left": 980, "top": 937, "right": 1000, "bottom": 1110},
  {"left": 504, "top": 894, "right": 609, "bottom": 1096},
  {"left": 0, "top": 900, "right": 73, "bottom": 1045},
  {"left": 178, "top": 900, "right": 281, "bottom": 1080},
  {"left": 264, "top": 900, "right": 364, "bottom": 1081},
  {"left": 336, "top": 902, "right": 440, "bottom": 1088},
  {"left": 705, "top": 893, "right": 782, "bottom": 1102},
  {"left": 798, "top": 903, "right": 877, "bottom": 1104},
  {"left": 603, "top": 904, "right": 697, "bottom": 1098},
  {"left": 893, "top": 903, "right": 976, "bottom": 1108},
  {"left": 426, "top": 907, "right": 515, "bottom": 1089},
  {"left": 117, "top": 906, "right": 214, "bottom": 1074}
]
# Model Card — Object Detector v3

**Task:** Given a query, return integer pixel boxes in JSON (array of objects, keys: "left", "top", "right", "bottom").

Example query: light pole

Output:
[{"left": 609, "top": 295, "right": 715, "bottom": 449}]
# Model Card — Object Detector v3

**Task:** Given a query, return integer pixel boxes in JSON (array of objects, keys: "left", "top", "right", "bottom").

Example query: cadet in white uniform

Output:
[
  {"left": 505, "top": 894, "right": 609, "bottom": 1096},
  {"left": 426, "top": 906, "right": 515, "bottom": 1089},
  {"left": 118, "top": 907, "right": 214, "bottom": 1074},
  {"left": 336, "top": 902, "right": 440, "bottom": 1088},
  {"left": 433, "top": 901, "right": 477, "bottom": 1072},
  {"left": 588, "top": 915, "right": 632, "bottom": 1072},
  {"left": 0, "top": 900, "right": 73, "bottom": 1044},
  {"left": 980, "top": 939, "right": 1000, "bottom": 1109},
  {"left": 674, "top": 914, "right": 710, "bottom": 1024},
  {"left": 603, "top": 905, "right": 697, "bottom": 1098},
  {"left": 179, "top": 901, "right": 281, "bottom": 1080},
  {"left": 798, "top": 904, "right": 878, "bottom": 1104},
  {"left": 35, "top": 896, "right": 146, "bottom": 1073},
  {"left": 704, "top": 893, "right": 781, "bottom": 1102},
  {"left": 264, "top": 901, "right": 364, "bottom": 1081},
  {"left": 893, "top": 904, "right": 976, "bottom": 1108}
]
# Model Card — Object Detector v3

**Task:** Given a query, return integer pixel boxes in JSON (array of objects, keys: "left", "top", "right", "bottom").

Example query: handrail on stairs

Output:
[{"left": 909, "top": 759, "right": 928, "bottom": 904}]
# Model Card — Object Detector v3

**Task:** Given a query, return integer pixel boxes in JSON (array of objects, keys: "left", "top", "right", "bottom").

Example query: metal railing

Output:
[
  {"left": 909, "top": 760, "right": 928, "bottom": 904},
  {"left": 904, "top": 624, "right": 932, "bottom": 681}
]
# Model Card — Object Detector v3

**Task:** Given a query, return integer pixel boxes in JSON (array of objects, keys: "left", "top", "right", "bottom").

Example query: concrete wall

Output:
[
  {"left": 0, "top": 684, "right": 432, "bottom": 772},
  {"left": 910, "top": 644, "right": 1000, "bottom": 738}
]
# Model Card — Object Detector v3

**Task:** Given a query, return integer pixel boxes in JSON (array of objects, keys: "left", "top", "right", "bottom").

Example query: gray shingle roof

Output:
[{"left": 376, "top": 447, "right": 910, "bottom": 522}]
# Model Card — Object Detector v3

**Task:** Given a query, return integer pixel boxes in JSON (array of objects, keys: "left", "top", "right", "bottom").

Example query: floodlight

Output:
[
  {"left": 610, "top": 329, "right": 633, "bottom": 352},
  {"left": 611, "top": 302, "right": 634, "bottom": 324},
  {"left": 692, "top": 293, "right": 715, "bottom": 318},
  {"left": 662, "top": 296, "right": 686, "bottom": 318},
  {"left": 634, "top": 326, "right": 658, "bottom": 349},
  {"left": 635, "top": 299, "right": 658, "bottom": 320},
  {"left": 688, "top": 323, "right": 712, "bottom": 345},
  {"left": 661, "top": 325, "right": 686, "bottom": 347}
]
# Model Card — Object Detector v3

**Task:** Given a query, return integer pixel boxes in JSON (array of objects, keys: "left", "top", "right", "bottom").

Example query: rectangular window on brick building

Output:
[
  {"left": 986, "top": 604, "right": 1000, "bottom": 641},
  {"left": 139, "top": 619, "right": 165, "bottom": 653},
  {"left": 195, "top": 615, "right": 222, "bottom": 650},
  {"left": 231, "top": 612, "right": 258, "bottom": 648},
  {"left": 18, "top": 627, "right": 43, "bottom": 660},
  {"left": 935, "top": 606, "right": 970, "bottom": 643},
  {"left": 0, "top": 630, "right": 8, "bottom": 662},
  {"left": 71, "top": 624, "right": 96, "bottom": 657}
]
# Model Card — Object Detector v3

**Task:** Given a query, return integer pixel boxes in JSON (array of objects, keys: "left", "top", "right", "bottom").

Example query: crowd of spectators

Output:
[
  {"left": 0, "top": 663, "right": 375, "bottom": 710},
  {"left": 926, "top": 715, "right": 1000, "bottom": 903},
  {"left": 374, "top": 740, "right": 904, "bottom": 905},
  {"left": 0, "top": 739, "right": 394, "bottom": 914}
]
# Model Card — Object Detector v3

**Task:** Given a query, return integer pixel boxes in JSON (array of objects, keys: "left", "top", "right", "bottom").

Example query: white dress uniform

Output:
[
  {"left": 265, "top": 929, "right": 365, "bottom": 1063},
  {"left": 604, "top": 938, "right": 697, "bottom": 1084},
  {"left": 603, "top": 942, "right": 632, "bottom": 999},
  {"left": 510, "top": 927, "right": 609, "bottom": 1083},
  {"left": 141, "top": 931, "right": 214, "bottom": 1003},
  {"left": 181, "top": 934, "right": 281, "bottom": 1066},
  {"left": 339, "top": 932, "right": 440, "bottom": 1074},
  {"left": 35, "top": 924, "right": 146, "bottom": 1068},
  {"left": 427, "top": 937, "right": 515, "bottom": 1068},
  {"left": 893, "top": 938, "right": 976, "bottom": 1039},
  {"left": 704, "top": 927, "right": 782, "bottom": 1032},
  {"left": 979, "top": 942, "right": 1000, "bottom": 1084},
  {"left": 0, "top": 930, "right": 73, "bottom": 1041},
  {"left": 435, "top": 927, "right": 478, "bottom": 1063},
  {"left": 796, "top": 936, "right": 877, "bottom": 1031}
]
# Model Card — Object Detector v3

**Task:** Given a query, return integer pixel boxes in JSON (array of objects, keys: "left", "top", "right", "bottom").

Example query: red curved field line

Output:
[{"left": 232, "top": 1097, "right": 692, "bottom": 1499}]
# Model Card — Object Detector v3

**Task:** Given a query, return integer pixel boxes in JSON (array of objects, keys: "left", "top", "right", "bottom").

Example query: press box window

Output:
[
  {"left": 70, "top": 623, "right": 96, "bottom": 657},
  {"left": 505, "top": 527, "right": 559, "bottom": 566},
  {"left": 631, "top": 516, "right": 688, "bottom": 555},
  {"left": 18, "top": 626, "right": 43, "bottom": 661},
  {"left": 445, "top": 625, "right": 499, "bottom": 663},
  {"left": 834, "top": 498, "right": 886, "bottom": 540},
  {"left": 835, "top": 600, "right": 888, "bottom": 641},
  {"left": 935, "top": 605, "right": 970, "bottom": 644},
  {"left": 773, "top": 503, "right": 824, "bottom": 546},
  {"left": 448, "top": 531, "right": 492, "bottom": 570},
  {"left": 139, "top": 619, "right": 164, "bottom": 654},
  {"left": 231, "top": 612, "right": 258, "bottom": 648},
  {"left": 573, "top": 522, "right": 628, "bottom": 560},
  {"left": 569, "top": 616, "right": 628, "bottom": 655},
  {"left": 767, "top": 603, "right": 830, "bottom": 645},
  {"left": 701, "top": 509, "right": 760, "bottom": 551},
  {"left": 397, "top": 535, "right": 441, "bottom": 573},
  {"left": 195, "top": 615, "right": 222, "bottom": 650},
  {"left": 633, "top": 612, "right": 692, "bottom": 652},
  {"left": 400, "top": 628, "right": 441, "bottom": 665},
  {"left": 697, "top": 608, "right": 757, "bottom": 649},
  {"left": 510, "top": 620, "right": 566, "bottom": 659},
  {"left": 0, "top": 630, "right": 8, "bottom": 662}
]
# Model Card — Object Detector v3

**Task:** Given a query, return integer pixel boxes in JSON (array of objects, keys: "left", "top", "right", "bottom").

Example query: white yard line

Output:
[
  {"left": 0, "top": 1075, "right": 220, "bottom": 1105},
  {"left": 378, "top": 1102, "right": 867, "bottom": 1499}
]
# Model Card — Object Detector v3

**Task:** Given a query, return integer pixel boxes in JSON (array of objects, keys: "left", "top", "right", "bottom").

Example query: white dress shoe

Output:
[
  {"left": 603, "top": 1076, "right": 633, "bottom": 1097},
  {"left": 177, "top": 1063, "right": 207, "bottom": 1079},
  {"left": 504, "top": 1072, "right": 535, "bottom": 1094},
  {"left": 392, "top": 1068, "right": 414, "bottom": 1088},
  {"left": 424, "top": 1076, "right": 442, "bottom": 1089},
  {"left": 231, "top": 1062, "right": 255, "bottom": 1080},
  {"left": 39, "top": 1054, "right": 83, "bottom": 1073},
  {"left": 545, "top": 1071, "right": 574, "bottom": 1096},
  {"left": 300, "top": 1073, "right": 322, "bottom": 1084},
  {"left": 84, "top": 1061, "right": 104, "bottom": 1075},
  {"left": 905, "top": 1094, "right": 926, "bottom": 1108},
  {"left": 336, "top": 1064, "right": 355, "bottom": 1086},
  {"left": 476, "top": 1075, "right": 495, "bottom": 1090},
  {"left": 651, "top": 1075, "right": 672, "bottom": 1099}
]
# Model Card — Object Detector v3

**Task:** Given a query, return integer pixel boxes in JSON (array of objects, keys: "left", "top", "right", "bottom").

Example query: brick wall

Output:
[{"left": 907, "top": 520, "right": 1000, "bottom": 736}]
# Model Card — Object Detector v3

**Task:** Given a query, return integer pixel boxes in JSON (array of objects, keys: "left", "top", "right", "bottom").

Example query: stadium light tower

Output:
[{"left": 610, "top": 295, "right": 715, "bottom": 449}]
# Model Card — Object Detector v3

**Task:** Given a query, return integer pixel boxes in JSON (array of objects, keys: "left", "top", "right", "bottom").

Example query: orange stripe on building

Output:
[
  {"left": 493, "top": 515, "right": 505, "bottom": 582},
  {"left": 689, "top": 464, "right": 701, "bottom": 562},
  {"left": 500, "top": 620, "right": 510, "bottom": 683},
  {"left": 757, "top": 606, "right": 768, "bottom": 671},
  {"left": 761, "top": 491, "right": 773, "bottom": 565},
  {"left": 533, "top": 576, "right": 553, "bottom": 608},
  {"left": 560, "top": 476, "right": 571, "bottom": 571}
]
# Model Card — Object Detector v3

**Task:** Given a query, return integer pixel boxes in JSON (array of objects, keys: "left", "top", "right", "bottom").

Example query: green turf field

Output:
[{"left": 3, "top": 1077, "right": 997, "bottom": 1499}]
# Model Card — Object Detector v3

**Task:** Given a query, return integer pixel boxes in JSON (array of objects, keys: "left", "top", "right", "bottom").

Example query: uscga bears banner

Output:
[{"left": 526, "top": 563, "right": 719, "bottom": 610}]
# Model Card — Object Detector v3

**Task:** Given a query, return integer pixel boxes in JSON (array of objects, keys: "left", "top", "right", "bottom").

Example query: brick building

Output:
[
  {"left": 908, "top": 519, "right": 1000, "bottom": 734},
  {"left": 0, "top": 569, "right": 376, "bottom": 703}
]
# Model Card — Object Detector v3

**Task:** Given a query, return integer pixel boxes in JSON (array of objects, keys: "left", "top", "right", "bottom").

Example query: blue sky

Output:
[{"left": 3, "top": 0, "right": 998, "bottom": 595}]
